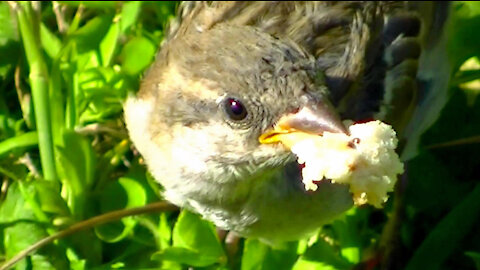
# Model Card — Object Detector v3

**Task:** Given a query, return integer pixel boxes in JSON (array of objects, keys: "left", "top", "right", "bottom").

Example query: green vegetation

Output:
[{"left": 0, "top": 1, "right": 479, "bottom": 269}]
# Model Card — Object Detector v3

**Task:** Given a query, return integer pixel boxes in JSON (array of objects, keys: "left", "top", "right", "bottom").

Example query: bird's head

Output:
[{"left": 124, "top": 24, "right": 347, "bottom": 206}]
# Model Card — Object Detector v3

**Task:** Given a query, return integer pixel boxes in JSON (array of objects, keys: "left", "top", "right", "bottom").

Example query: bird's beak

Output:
[{"left": 259, "top": 97, "right": 348, "bottom": 147}]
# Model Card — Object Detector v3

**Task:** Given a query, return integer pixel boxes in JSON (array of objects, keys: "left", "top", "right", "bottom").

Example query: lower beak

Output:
[{"left": 259, "top": 98, "right": 348, "bottom": 145}]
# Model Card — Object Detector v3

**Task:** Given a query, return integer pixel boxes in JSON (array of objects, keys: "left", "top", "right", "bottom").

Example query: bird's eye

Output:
[{"left": 224, "top": 98, "right": 248, "bottom": 121}]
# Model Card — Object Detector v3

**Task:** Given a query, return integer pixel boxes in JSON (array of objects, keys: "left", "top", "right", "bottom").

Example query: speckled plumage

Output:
[{"left": 124, "top": 1, "right": 449, "bottom": 243}]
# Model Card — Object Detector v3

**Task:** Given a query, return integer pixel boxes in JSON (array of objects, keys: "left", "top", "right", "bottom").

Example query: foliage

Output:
[{"left": 0, "top": 1, "right": 479, "bottom": 269}]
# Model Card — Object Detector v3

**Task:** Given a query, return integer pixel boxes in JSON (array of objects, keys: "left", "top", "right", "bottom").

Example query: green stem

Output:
[
  {"left": 14, "top": 2, "right": 58, "bottom": 182},
  {"left": 65, "top": 69, "right": 78, "bottom": 130},
  {"left": 426, "top": 135, "right": 480, "bottom": 149}
]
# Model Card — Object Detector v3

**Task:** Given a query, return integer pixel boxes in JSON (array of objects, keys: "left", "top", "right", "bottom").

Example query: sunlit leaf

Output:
[
  {"left": 57, "top": 1, "right": 121, "bottom": 9},
  {"left": 292, "top": 259, "right": 338, "bottom": 270},
  {"left": 0, "top": 131, "right": 38, "bottom": 156},
  {"left": 70, "top": 14, "right": 114, "bottom": 53},
  {"left": 99, "top": 22, "right": 120, "bottom": 67},
  {"left": 331, "top": 208, "right": 367, "bottom": 264},
  {"left": 0, "top": 2, "right": 20, "bottom": 78},
  {"left": 121, "top": 1, "right": 142, "bottom": 33},
  {"left": 0, "top": 2, "right": 17, "bottom": 43},
  {"left": 120, "top": 36, "right": 156, "bottom": 75},
  {"left": 56, "top": 131, "right": 96, "bottom": 218},
  {"left": 154, "top": 210, "right": 226, "bottom": 267},
  {"left": 300, "top": 238, "right": 353, "bottom": 269},
  {"left": 241, "top": 239, "right": 269, "bottom": 270},
  {"left": 448, "top": 2, "right": 480, "bottom": 69},
  {"left": 152, "top": 246, "right": 222, "bottom": 267},
  {"left": 241, "top": 239, "right": 298, "bottom": 270},
  {"left": 41, "top": 23, "right": 62, "bottom": 59}
]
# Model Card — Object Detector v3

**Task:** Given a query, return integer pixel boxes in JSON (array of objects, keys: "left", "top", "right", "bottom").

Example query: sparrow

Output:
[{"left": 124, "top": 2, "right": 449, "bottom": 243}]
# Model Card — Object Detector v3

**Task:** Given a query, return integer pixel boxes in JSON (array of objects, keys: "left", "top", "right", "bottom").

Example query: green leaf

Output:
[
  {"left": 0, "top": 114, "right": 14, "bottom": 140},
  {"left": 120, "top": 36, "right": 156, "bottom": 75},
  {"left": 158, "top": 213, "right": 173, "bottom": 249},
  {"left": 76, "top": 66, "right": 127, "bottom": 123},
  {"left": 57, "top": 1, "right": 121, "bottom": 9},
  {"left": 292, "top": 259, "right": 339, "bottom": 270},
  {"left": 241, "top": 239, "right": 298, "bottom": 270},
  {"left": 299, "top": 238, "right": 353, "bottom": 269},
  {"left": 69, "top": 257, "right": 87, "bottom": 270},
  {"left": 102, "top": 177, "right": 147, "bottom": 210},
  {"left": 405, "top": 183, "right": 480, "bottom": 270},
  {"left": 330, "top": 208, "right": 367, "bottom": 264},
  {"left": 0, "top": 182, "right": 33, "bottom": 223},
  {"left": 158, "top": 210, "right": 226, "bottom": 267},
  {"left": 0, "top": 2, "right": 20, "bottom": 79},
  {"left": 56, "top": 131, "right": 96, "bottom": 218},
  {"left": 466, "top": 251, "right": 480, "bottom": 270},
  {"left": 34, "top": 180, "right": 70, "bottom": 217},
  {"left": 120, "top": 1, "right": 142, "bottom": 33},
  {"left": 75, "top": 49, "right": 101, "bottom": 73},
  {"left": 152, "top": 247, "right": 223, "bottom": 267},
  {"left": 95, "top": 177, "right": 147, "bottom": 243},
  {"left": 99, "top": 22, "right": 120, "bottom": 67},
  {"left": 0, "top": 182, "right": 69, "bottom": 269},
  {"left": 0, "top": 131, "right": 38, "bottom": 156},
  {"left": 457, "top": 1, "right": 480, "bottom": 18},
  {"left": 40, "top": 23, "right": 62, "bottom": 59},
  {"left": 173, "top": 211, "right": 223, "bottom": 251},
  {"left": 419, "top": 90, "right": 480, "bottom": 180},
  {"left": 241, "top": 239, "right": 269, "bottom": 270},
  {"left": 62, "top": 230, "right": 103, "bottom": 267},
  {"left": 405, "top": 151, "right": 469, "bottom": 213},
  {"left": 448, "top": 2, "right": 480, "bottom": 69},
  {"left": 70, "top": 14, "right": 114, "bottom": 53},
  {"left": 453, "top": 67, "right": 480, "bottom": 85},
  {"left": 0, "top": 2, "right": 17, "bottom": 43}
]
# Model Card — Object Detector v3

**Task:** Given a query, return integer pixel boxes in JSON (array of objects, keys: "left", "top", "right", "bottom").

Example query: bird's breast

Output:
[{"left": 167, "top": 162, "right": 353, "bottom": 243}]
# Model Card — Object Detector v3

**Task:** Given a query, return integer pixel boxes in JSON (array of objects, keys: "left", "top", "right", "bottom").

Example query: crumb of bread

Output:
[{"left": 280, "top": 120, "right": 404, "bottom": 208}]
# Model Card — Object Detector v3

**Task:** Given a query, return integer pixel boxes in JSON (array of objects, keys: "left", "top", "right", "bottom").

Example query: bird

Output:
[{"left": 124, "top": 2, "right": 450, "bottom": 244}]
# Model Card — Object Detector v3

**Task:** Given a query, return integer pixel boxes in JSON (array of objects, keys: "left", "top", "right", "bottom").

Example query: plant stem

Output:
[
  {"left": 426, "top": 135, "right": 480, "bottom": 149},
  {"left": 378, "top": 169, "right": 407, "bottom": 270},
  {"left": 13, "top": 2, "right": 58, "bottom": 182}
]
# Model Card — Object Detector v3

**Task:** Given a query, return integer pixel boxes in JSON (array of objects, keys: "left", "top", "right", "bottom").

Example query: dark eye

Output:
[{"left": 224, "top": 98, "right": 248, "bottom": 120}]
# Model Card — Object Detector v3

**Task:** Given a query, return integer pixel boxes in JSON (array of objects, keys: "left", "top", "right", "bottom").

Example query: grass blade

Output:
[{"left": 405, "top": 183, "right": 480, "bottom": 270}]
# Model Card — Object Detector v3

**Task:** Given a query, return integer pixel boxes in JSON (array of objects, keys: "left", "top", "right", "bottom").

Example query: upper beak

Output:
[{"left": 259, "top": 97, "right": 348, "bottom": 145}]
